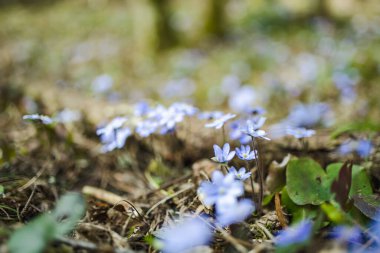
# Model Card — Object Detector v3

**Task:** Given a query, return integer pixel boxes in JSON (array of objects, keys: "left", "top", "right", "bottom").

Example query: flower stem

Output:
[
  {"left": 251, "top": 137, "right": 263, "bottom": 214},
  {"left": 246, "top": 160, "right": 256, "bottom": 203}
]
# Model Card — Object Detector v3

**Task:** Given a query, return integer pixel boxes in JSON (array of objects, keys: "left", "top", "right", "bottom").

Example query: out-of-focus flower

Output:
[
  {"left": 136, "top": 120, "right": 158, "bottom": 137},
  {"left": 170, "top": 102, "right": 198, "bottom": 116},
  {"left": 159, "top": 78, "right": 196, "bottom": 99},
  {"left": 156, "top": 216, "right": 213, "bottom": 253},
  {"left": 159, "top": 107, "right": 185, "bottom": 134},
  {"left": 229, "top": 167, "right": 251, "bottom": 181},
  {"left": 338, "top": 139, "right": 373, "bottom": 158},
  {"left": 286, "top": 128, "right": 315, "bottom": 139},
  {"left": 96, "top": 117, "right": 130, "bottom": 152},
  {"left": 212, "top": 143, "right": 235, "bottom": 163},
  {"left": 357, "top": 140, "right": 373, "bottom": 158},
  {"left": 92, "top": 74, "right": 113, "bottom": 94},
  {"left": 220, "top": 75, "right": 241, "bottom": 96},
  {"left": 274, "top": 219, "right": 313, "bottom": 247},
  {"left": 54, "top": 109, "right": 81, "bottom": 123},
  {"left": 241, "top": 118, "right": 270, "bottom": 140},
  {"left": 134, "top": 101, "right": 151, "bottom": 117},
  {"left": 205, "top": 113, "right": 236, "bottom": 129},
  {"left": 229, "top": 120, "right": 251, "bottom": 144},
  {"left": 228, "top": 85, "right": 256, "bottom": 113},
  {"left": 284, "top": 103, "right": 333, "bottom": 128},
  {"left": 23, "top": 114, "right": 54, "bottom": 125},
  {"left": 198, "top": 170, "right": 244, "bottom": 210},
  {"left": 198, "top": 111, "right": 224, "bottom": 120},
  {"left": 330, "top": 226, "right": 362, "bottom": 244},
  {"left": 235, "top": 145, "right": 257, "bottom": 161},
  {"left": 216, "top": 199, "right": 254, "bottom": 226}
]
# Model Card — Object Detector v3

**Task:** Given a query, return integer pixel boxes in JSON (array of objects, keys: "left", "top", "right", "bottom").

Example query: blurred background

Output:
[{"left": 1, "top": 0, "right": 380, "bottom": 123}]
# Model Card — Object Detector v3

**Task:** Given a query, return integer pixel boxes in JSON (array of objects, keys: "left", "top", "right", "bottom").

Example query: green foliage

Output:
[
  {"left": 325, "top": 163, "right": 373, "bottom": 197},
  {"left": 8, "top": 192, "right": 85, "bottom": 253},
  {"left": 281, "top": 187, "right": 318, "bottom": 224},
  {"left": 286, "top": 158, "right": 330, "bottom": 205}
]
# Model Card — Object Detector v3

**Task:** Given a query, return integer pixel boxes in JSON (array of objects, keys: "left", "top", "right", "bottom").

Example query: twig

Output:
[
  {"left": 217, "top": 228, "right": 249, "bottom": 253},
  {"left": 254, "top": 222, "right": 274, "bottom": 240},
  {"left": 20, "top": 184, "right": 36, "bottom": 218},
  {"left": 274, "top": 192, "right": 287, "bottom": 228},
  {"left": 145, "top": 184, "right": 194, "bottom": 217},
  {"left": 55, "top": 236, "right": 133, "bottom": 253},
  {"left": 82, "top": 185, "right": 124, "bottom": 205},
  {"left": 17, "top": 167, "right": 45, "bottom": 191}
]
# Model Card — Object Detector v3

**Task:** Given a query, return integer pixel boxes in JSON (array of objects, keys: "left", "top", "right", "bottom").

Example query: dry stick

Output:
[
  {"left": 274, "top": 192, "right": 288, "bottom": 228},
  {"left": 20, "top": 184, "right": 37, "bottom": 218},
  {"left": 217, "top": 228, "right": 248, "bottom": 253},
  {"left": 144, "top": 184, "right": 194, "bottom": 217},
  {"left": 17, "top": 167, "right": 46, "bottom": 191}
]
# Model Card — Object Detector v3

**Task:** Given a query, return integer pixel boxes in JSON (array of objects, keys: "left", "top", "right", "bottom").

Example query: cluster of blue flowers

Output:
[{"left": 338, "top": 139, "right": 373, "bottom": 158}]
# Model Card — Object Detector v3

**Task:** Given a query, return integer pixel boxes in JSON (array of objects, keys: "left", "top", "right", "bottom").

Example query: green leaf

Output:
[
  {"left": 8, "top": 215, "right": 56, "bottom": 253},
  {"left": 326, "top": 163, "right": 373, "bottom": 197},
  {"left": 52, "top": 192, "right": 86, "bottom": 236},
  {"left": 8, "top": 192, "right": 85, "bottom": 253},
  {"left": 286, "top": 158, "right": 330, "bottom": 205},
  {"left": 280, "top": 187, "right": 317, "bottom": 224},
  {"left": 0, "top": 185, "right": 4, "bottom": 194}
]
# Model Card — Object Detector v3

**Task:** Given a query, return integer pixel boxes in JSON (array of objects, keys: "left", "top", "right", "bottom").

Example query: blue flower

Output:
[
  {"left": 23, "top": 114, "right": 54, "bottom": 125},
  {"left": 198, "top": 111, "right": 224, "bottom": 120},
  {"left": 274, "top": 219, "right": 313, "bottom": 247},
  {"left": 216, "top": 199, "right": 255, "bottom": 226},
  {"left": 286, "top": 127, "right": 315, "bottom": 139},
  {"left": 134, "top": 101, "right": 151, "bottom": 117},
  {"left": 205, "top": 113, "right": 236, "bottom": 129},
  {"left": 157, "top": 216, "right": 213, "bottom": 253},
  {"left": 158, "top": 107, "right": 185, "bottom": 134},
  {"left": 284, "top": 102, "right": 333, "bottom": 128},
  {"left": 235, "top": 145, "right": 257, "bottom": 161},
  {"left": 198, "top": 170, "right": 244, "bottom": 210},
  {"left": 357, "top": 140, "right": 373, "bottom": 158},
  {"left": 96, "top": 117, "right": 131, "bottom": 152},
  {"left": 136, "top": 120, "right": 158, "bottom": 137},
  {"left": 241, "top": 117, "right": 270, "bottom": 140},
  {"left": 330, "top": 226, "right": 362, "bottom": 245},
  {"left": 338, "top": 139, "right": 373, "bottom": 158},
  {"left": 229, "top": 167, "right": 251, "bottom": 181},
  {"left": 229, "top": 120, "right": 251, "bottom": 144},
  {"left": 54, "top": 109, "right": 81, "bottom": 123},
  {"left": 92, "top": 74, "right": 113, "bottom": 94},
  {"left": 170, "top": 102, "right": 198, "bottom": 116},
  {"left": 212, "top": 143, "right": 235, "bottom": 163}
]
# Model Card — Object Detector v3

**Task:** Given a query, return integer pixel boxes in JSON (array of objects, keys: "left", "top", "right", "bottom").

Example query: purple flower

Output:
[
  {"left": 330, "top": 226, "right": 362, "bottom": 244},
  {"left": 241, "top": 118, "right": 270, "bottom": 140},
  {"left": 229, "top": 167, "right": 251, "bottom": 181},
  {"left": 212, "top": 143, "right": 235, "bottom": 163},
  {"left": 229, "top": 120, "right": 251, "bottom": 144},
  {"left": 134, "top": 101, "right": 151, "bottom": 117},
  {"left": 216, "top": 199, "right": 255, "bottom": 226},
  {"left": 92, "top": 74, "right": 113, "bottom": 94},
  {"left": 96, "top": 117, "right": 131, "bottom": 152},
  {"left": 274, "top": 219, "right": 313, "bottom": 247},
  {"left": 357, "top": 140, "right": 373, "bottom": 158},
  {"left": 170, "top": 102, "right": 198, "bottom": 116},
  {"left": 23, "top": 114, "right": 54, "bottom": 125},
  {"left": 198, "top": 111, "right": 224, "bottom": 120},
  {"left": 136, "top": 120, "right": 158, "bottom": 137},
  {"left": 157, "top": 216, "right": 213, "bottom": 253},
  {"left": 235, "top": 145, "right": 257, "bottom": 161},
  {"left": 286, "top": 128, "right": 315, "bottom": 139},
  {"left": 285, "top": 102, "right": 333, "bottom": 128},
  {"left": 338, "top": 139, "right": 373, "bottom": 158},
  {"left": 198, "top": 170, "right": 244, "bottom": 210},
  {"left": 205, "top": 113, "right": 236, "bottom": 129}
]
